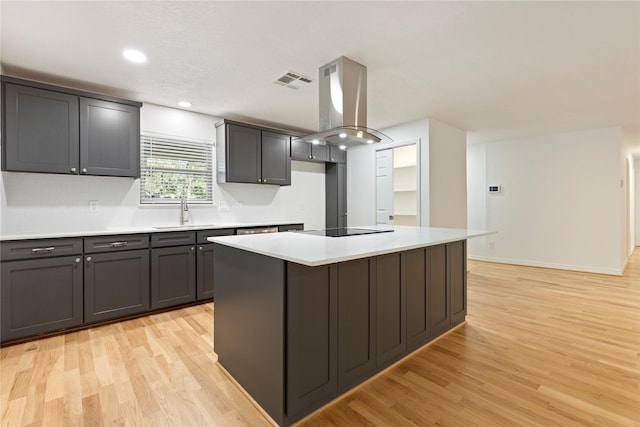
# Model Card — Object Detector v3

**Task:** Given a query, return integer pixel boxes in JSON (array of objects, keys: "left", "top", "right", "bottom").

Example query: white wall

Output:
[
  {"left": 0, "top": 103, "right": 326, "bottom": 237},
  {"left": 467, "top": 127, "right": 625, "bottom": 275},
  {"left": 466, "top": 143, "right": 487, "bottom": 255},
  {"left": 347, "top": 117, "right": 466, "bottom": 229},
  {"left": 428, "top": 120, "right": 467, "bottom": 228}
]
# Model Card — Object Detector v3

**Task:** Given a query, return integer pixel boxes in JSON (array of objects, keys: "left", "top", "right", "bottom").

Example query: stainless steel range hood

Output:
[{"left": 294, "top": 56, "right": 392, "bottom": 149}]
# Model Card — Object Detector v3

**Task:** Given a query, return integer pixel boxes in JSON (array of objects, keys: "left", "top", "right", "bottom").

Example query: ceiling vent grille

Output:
[{"left": 273, "top": 71, "right": 312, "bottom": 90}]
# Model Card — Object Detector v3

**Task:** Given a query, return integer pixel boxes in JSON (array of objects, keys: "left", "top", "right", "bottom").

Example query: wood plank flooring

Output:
[{"left": 2, "top": 250, "right": 639, "bottom": 426}]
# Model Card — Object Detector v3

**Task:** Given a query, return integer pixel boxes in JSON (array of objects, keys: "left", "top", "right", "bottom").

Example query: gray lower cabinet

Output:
[
  {"left": 376, "top": 253, "right": 406, "bottom": 368},
  {"left": 1, "top": 255, "right": 83, "bottom": 341},
  {"left": 1, "top": 76, "right": 141, "bottom": 177},
  {"left": 404, "top": 248, "right": 430, "bottom": 351},
  {"left": 214, "top": 239, "right": 469, "bottom": 427},
  {"left": 151, "top": 244, "right": 197, "bottom": 309},
  {"left": 286, "top": 263, "right": 338, "bottom": 419},
  {"left": 337, "top": 258, "right": 377, "bottom": 390},
  {"left": 448, "top": 240, "right": 467, "bottom": 325},
  {"left": 84, "top": 249, "right": 150, "bottom": 323},
  {"left": 195, "top": 228, "right": 236, "bottom": 300}
]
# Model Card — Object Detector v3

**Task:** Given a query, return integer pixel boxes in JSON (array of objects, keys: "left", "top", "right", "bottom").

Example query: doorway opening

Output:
[{"left": 376, "top": 142, "right": 420, "bottom": 226}]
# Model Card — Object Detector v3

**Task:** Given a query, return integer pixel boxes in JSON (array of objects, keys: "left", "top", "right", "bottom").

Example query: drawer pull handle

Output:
[
  {"left": 31, "top": 247, "right": 55, "bottom": 253},
  {"left": 110, "top": 241, "right": 128, "bottom": 247},
  {"left": 86, "top": 257, "right": 93, "bottom": 262}
]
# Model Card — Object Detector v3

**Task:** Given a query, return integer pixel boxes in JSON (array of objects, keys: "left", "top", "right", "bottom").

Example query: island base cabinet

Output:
[
  {"left": 151, "top": 246, "right": 196, "bottom": 309},
  {"left": 404, "top": 248, "right": 430, "bottom": 351},
  {"left": 1, "top": 256, "right": 83, "bottom": 341},
  {"left": 84, "top": 250, "right": 150, "bottom": 323},
  {"left": 376, "top": 253, "right": 406, "bottom": 368},
  {"left": 286, "top": 263, "right": 338, "bottom": 420},
  {"left": 449, "top": 240, "right": 467, "bottom": 325},
  {"left": 337, "top": 258, "right": 377, "bottom": 391}
]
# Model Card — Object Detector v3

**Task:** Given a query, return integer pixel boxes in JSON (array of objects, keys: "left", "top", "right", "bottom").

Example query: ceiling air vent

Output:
[{"left": 273, "top": 71, "right": 312, "bottom": 90}]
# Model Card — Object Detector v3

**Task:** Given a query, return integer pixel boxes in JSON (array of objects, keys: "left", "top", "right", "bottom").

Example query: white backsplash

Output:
[{"left": 0, "top": 103, "right": 326, "bottom": 237}]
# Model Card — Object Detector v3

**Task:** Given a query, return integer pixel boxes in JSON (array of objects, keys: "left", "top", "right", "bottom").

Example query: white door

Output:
[{"left": 376, "top": 149, "right": 394, "bottom": 224}]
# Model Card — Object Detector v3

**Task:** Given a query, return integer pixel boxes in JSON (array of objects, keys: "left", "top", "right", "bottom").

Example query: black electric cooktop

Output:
[{"left": 295, "top": 227, "right": 394, "bottom": 238}]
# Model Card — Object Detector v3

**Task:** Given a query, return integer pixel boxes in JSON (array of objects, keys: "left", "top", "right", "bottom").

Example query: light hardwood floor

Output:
[{"left": 2, "top": 251, "right": 639, "bottom": 426}]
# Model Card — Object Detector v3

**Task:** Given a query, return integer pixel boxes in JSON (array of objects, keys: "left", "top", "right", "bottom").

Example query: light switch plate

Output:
[{"left": 89, "top": 200, "right": 99, "bottom": 213}]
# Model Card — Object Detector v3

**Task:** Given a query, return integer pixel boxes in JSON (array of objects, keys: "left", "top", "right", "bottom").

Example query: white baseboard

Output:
[{"left": 467, "top": 255, "right": 623, "bottom": 276}]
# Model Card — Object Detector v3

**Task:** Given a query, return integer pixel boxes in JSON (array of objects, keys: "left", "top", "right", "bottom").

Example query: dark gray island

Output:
[{"left": 210, "top": 226, "right": 490, "bottom": 426}]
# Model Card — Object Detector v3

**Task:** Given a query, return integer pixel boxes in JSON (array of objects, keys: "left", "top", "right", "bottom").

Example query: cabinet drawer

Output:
[
  {"left": 151, "top": 232, "right": 196, "bottom": 248},
  {"left": 84, "top": 234, "right": 149, "bottom": 253},
  {"left": 197, "top": 229, "right": 235, "bottom": 244},
  {"left": 1, "top": 238, "right": 83, "bottom": 261}
]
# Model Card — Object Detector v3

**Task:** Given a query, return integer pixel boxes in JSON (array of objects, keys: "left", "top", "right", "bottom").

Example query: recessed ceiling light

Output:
[
  {"left": 339, "top": 145, "right": 347, "bottom": 150},
  {"left": 339, "top": 133, "right": 347, "bottom": 139},
  {"left": 367, "top": 139, "right": 374, "bottom": 144},
  {"left": 312, "top": 139, "right": 319, "bottom": 145},
  {"left": 123, "top": 49, "right": 147, "bottom": 64},
  {"left": 177, "top": 101, "right": 192, "bottom": 108}
]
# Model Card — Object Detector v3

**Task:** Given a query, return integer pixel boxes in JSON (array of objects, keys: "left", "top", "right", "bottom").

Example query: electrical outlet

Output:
[{"left": 89, "top": 200, "right": 99, "bottom": 213}]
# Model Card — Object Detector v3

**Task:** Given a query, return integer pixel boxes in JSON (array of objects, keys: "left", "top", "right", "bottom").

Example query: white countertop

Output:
[
  {"left": 0, "top": 220, "right": 302, "bottom": 241},
  {"left": 209, "top": 225, "right": 495, "bottom": 266}
]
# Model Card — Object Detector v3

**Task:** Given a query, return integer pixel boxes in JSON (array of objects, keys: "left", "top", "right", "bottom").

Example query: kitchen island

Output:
[{"left": 209, "top": 226, "right": 491, "bottom": 426}]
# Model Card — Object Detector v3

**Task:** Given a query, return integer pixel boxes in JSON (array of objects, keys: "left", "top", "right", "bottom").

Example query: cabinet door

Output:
[
  {"left": 261, "top": 131, "right": 291, "bottom": 185},
  {"left": 84, "top": 249, "right": 150, "bottom": 323},
  {"left": 448, "top": 240, "right": 467, "bottom": 325},
  {"left": 404, "top": 248, "right": 430, "bottom": 351},
  {"left": 291, "top": 140, "right": 312, "bottom": 160},
  {"left": 196, "top": 244, "right": 215, "bottom": 300},
  {"left": 227, "top": 124, "right": 261, "bottom": 183},
  {"left": 329, "top": 146, "right": 346, "bottom": 163},
  {"left": 1, "top": 256, "right": 83, "bottom": 341},
  {"left": 428, "top": 245, "right": 450, "bottom": 338},
  {"left": 151, "top": 246, "right": 196, "bottom": 309},
  {"left": 80, "top": 97, "right": 140, "bottom": 177},
  {"left": 311, "top": 144, "right": 329, "bottom": 162},
  {"left": 337, "top": 258, "right": 376, "bottom": 391},
  {"left": 376, "top": 253, "right": 405, "bottom": 368},
  {"left": 287, "top": 263, "right": 338, "bottom": 418},
  {"left": 325, "top": 162, "right": 347, "bottom": 229},
  {"left": 3, "top": 83, "right": 79, "bottom": 174}
]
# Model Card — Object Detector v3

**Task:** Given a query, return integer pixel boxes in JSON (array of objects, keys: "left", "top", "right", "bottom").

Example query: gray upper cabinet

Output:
[
  {"left": 1, "top": 76, "right": 141, "bottom": 178},
  {"left": 291, "top": 140, "right": 329, "bottom": 162},
  {"left": 326, "top": 162, "right": 347, "bottom": 229},
  {"left": 2, "top": 83, "right": 80, "bottom": 174},
  {"left": 216, "top": 120, "right": 291, "bottom": 186},
  {"left": 80, "top": 97, "right": 140, "bottom": 177},
  {"left": 329, "top": 146, "right": 346, "bottom": 163}
]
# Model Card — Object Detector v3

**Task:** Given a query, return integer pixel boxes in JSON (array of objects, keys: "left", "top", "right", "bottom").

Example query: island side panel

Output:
[{"left": 213, "top": 244, "right": 285, "bottom": 425}]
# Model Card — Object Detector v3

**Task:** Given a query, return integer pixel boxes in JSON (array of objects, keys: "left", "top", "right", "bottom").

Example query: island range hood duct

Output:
[{"left": 294, "top": 56, "right": 392, "bottom": 149}]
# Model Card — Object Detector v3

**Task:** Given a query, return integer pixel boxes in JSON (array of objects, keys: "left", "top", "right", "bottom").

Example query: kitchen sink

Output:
[{"left": 152, "top": 224, "right": 218, "bottom": 229}]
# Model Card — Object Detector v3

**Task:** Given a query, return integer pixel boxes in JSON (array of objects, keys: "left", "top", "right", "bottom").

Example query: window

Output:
[{"left": 140, "top": 133, "right": 213, "bottom": 204}]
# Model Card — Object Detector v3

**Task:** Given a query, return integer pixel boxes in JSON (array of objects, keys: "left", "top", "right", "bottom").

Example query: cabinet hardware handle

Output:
[
  {"left": 31, "top": 247, "right": 55, "bottom": 253},
  {"left": 81, "top": 168, "right": 88, "bottom": 173},
  {"left": 191, "top": 246, "right": 196, "bottom": 252},
  {"left": 110, "top": 241, "right": 128, "bottom": 247},
  {"left": 258, "top": 179, "right": 262, "bottom": 183},
  {"left": 263, "top": 179, "right": 267, "bottom": 183},
  {"left": 198, "top": 246, "right": 203, "bottom": 251},
  {"left": 70, "top": 167, "right": 77, "bottom": 173},
  {"left": 75, "top": 258, "right": 81, "bottom": 263},
  {"left": 308, "top": 155, "right": 312, "bottom": 159},
  {"left": 86, "top": 256, "right": 93, "bottom": 262}
]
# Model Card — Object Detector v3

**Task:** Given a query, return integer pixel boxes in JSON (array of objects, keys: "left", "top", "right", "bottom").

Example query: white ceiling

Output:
[{"left": 1, "top": 1, "right": 639, "bottom": 155}]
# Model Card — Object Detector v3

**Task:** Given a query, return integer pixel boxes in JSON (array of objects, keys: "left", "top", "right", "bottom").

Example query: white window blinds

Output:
[{"left": 140, "top": 133, "right": 214, "bottom": 204}]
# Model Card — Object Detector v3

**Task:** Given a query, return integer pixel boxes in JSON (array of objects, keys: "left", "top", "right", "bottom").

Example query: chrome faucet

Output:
[{"left": 180, "top": 194, "right": 190, "bottom": 225}]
